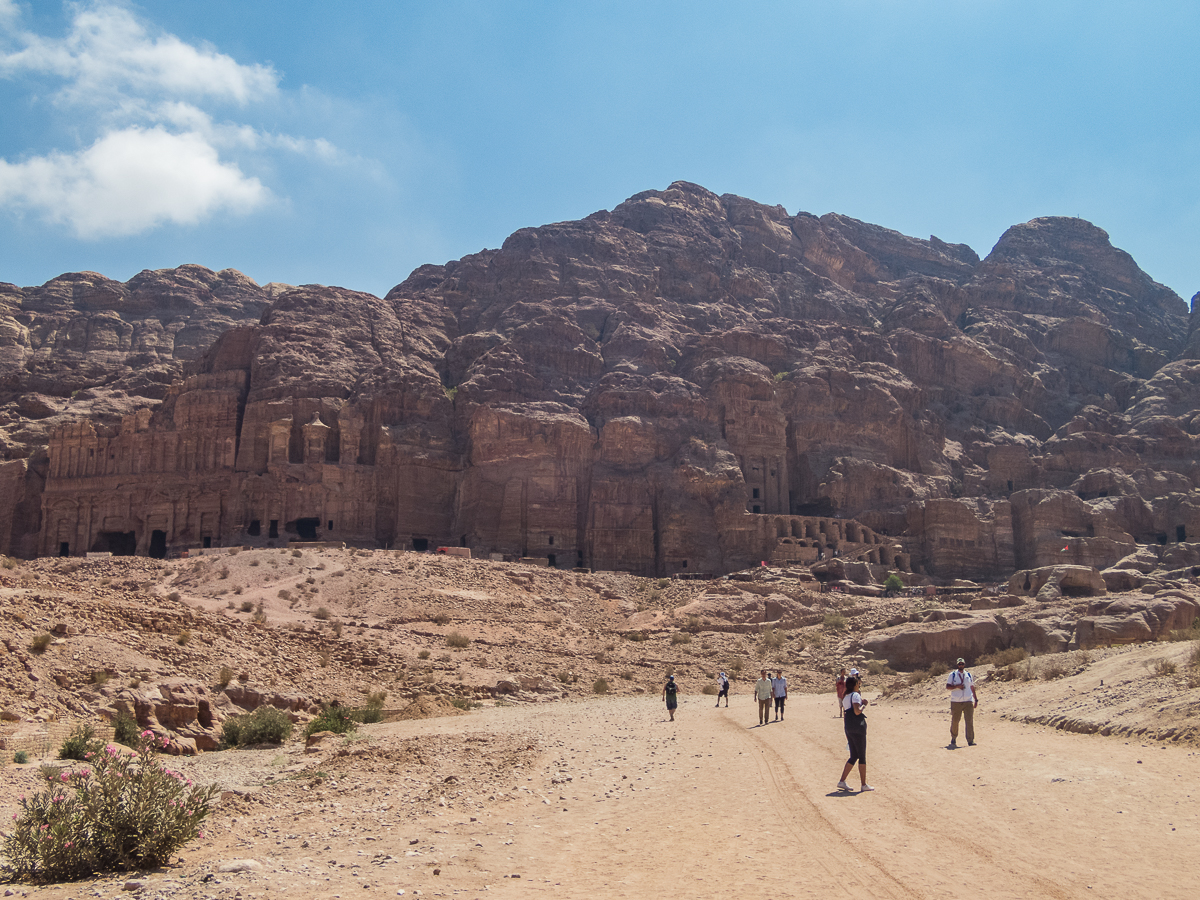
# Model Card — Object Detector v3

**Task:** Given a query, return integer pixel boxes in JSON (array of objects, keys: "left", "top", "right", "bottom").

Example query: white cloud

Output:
[
  {"left": 0, "top": 2, "right": 277, "bottom": 107},
  {"left": 0, "top": 125, "right": 267, "bottom": 237},
  {"left": 0, "top": 2, "right": 346, "bottom": 238}
]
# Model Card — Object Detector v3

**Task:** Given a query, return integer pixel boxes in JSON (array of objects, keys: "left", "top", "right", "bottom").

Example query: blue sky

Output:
[{"left": 1, "top": 1, "right": 1197, "bottom": 302}]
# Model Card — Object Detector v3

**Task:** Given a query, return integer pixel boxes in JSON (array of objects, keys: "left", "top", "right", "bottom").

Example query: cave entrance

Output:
[
  {"left": 93, "top": 531, "right": 136, "bottom": 556},
  {"left": 59, "top": 542, "right": 70, "bottom": 557},
  {"left": 295, "top": 518, "right": 320, "bottom": 541},
  {"left": 547, "top": 553, "right": 557, "bottom": 568},
  {"left": 412, "top": 538, "right": 429, "bottom": 552},
  {"left": 248, "top": 520, "right": 261, "bottom": 537},
  {"left": 149, "top": 530, "right": 167, "bottom": 559},
  {"left": 269, "top": 520, "right": 279, "bottom": 539},
  {"left": 1177, "top": 525, "right": 1187, "bottom": 542}
]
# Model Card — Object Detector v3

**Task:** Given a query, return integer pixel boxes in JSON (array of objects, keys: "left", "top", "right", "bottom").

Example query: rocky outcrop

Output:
[
  {"left": 1075, "top": 594, "right": 1200, "bottom": 648},
  {"left": 860, "top": 615, "right": 1007, "bottom": 667},
  {"left": 5, "top": 183, "right": 1200, "bottom": 580}
]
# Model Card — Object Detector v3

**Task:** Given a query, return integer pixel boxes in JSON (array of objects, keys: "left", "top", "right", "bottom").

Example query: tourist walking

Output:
[
  {"left": 754, "top": 669, "right": 774, "bottom": 725},
  {"left": 716, "top": 671, "right": 730, "bottom": 707},
  {"left": 837, "top": 675, "right": 873, "bottom": 792},
  {"left": 835, "top": 668, "right": 847, "bottom": 718},
  {"left": 663, "top": 674, "right": 679, "bottom": 722},
  {"left": 772, "top": 670, "right": 788, "bottom": 721},
  {"left": 946, "top": 657, "right": 978, "bottom": 747}
]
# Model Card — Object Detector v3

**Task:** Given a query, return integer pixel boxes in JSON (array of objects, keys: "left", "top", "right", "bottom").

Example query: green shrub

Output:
[
  {"left": 176, "top": 630, "right": 191, "bottom": 646},
  {"left": 446, "top": 631, "right": 470, "bottom": 649},
  {"left": 13, "top": 750, "right": 29, "bottom": 764},
  {"left": 760, "top": 626, "right": 785, "bottom": 650},
  {"left": 592, "top": 678, "right": 610, "bottom": 694},
  {"left": 625, "top": 631, "right": 648, "bottom": 642},
  {"left": 822, "top": 613, "right": 847, "bottom": 631},
  {"left": 1, "top": 555, "right": 18, "bottom": 569},
  {"left": 2, "top": 733, "right": 217, "bottom": 881},
  {"left": 883, "top": 573, "right": 905, "bottom": 593},
  {"left": 927, "top": 661, "right": 950, "bottom": 677},
  {"left": 90, "top": 670, "right": 109, "bottom": 686},
  {"left": 220, "top": 706, "right": 293, "bottom": 748},
  {"left": 304, "top": 705, "right": 356, "bottom": 738},
  {"left": 865, "top": 660, "right": 895, "bottom": 676},
  {"left": 28, "top": 632, "right": 52, "bottom": 655},
  {"left": 111, "top": 711, "right": 140, "bottom": 748},
  {"left": 217, "top": 665, "right": 234, "bottom": 688},
  {"left": 58, "top": 726, "right": 101, "bottom": 762},
  {"left": 354, "top": 692, "right": 387, "bottom": 725}
]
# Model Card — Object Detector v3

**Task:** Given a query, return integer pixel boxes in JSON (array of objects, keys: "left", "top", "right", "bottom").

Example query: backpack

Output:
[{"left": 665, "top": 681, "right": 677, "bottom": 698}]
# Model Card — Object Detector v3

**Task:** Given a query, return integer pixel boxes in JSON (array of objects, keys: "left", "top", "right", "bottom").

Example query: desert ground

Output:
[{"left": 1, "top": 549, "right": 1199, "bottom": 898}]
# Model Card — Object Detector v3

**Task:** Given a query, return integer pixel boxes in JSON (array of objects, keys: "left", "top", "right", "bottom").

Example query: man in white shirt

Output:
[
  {"left": 771, "top": 670, "right": 787, "bottom": 721},
  {"left": 945, "top": 657, "right": 978, "bottom": 748}
]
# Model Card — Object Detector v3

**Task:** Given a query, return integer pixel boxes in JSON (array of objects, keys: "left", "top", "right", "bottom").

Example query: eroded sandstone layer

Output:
[{"left": 4, "top": 182, "right": 1200, "bottom": 578}]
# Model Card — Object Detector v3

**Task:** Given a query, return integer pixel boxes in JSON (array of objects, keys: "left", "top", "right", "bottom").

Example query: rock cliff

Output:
[{"left": 3, "top": 182, "right": 1198, "bottom": 579}]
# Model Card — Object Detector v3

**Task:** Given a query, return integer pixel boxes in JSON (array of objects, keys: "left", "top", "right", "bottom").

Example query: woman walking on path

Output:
[
  {"left": 835, "top": 668, "right": 847, "bottom": 718},
  {"left": 837, "top": 676, "right": 874, "bottom": 793}
]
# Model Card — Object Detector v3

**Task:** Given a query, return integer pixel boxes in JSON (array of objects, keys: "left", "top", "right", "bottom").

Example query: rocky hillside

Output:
[{"left": 3, "top": 182, "right": 1200, "bottom": 580}]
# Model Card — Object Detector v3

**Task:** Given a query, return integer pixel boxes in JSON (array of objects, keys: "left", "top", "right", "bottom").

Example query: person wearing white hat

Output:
[
  {"left": 716, "top": 671, "right": 730, "bottom": 707},
  {"left": 945, "top": 657, "right": 978, "bottom": 747}
]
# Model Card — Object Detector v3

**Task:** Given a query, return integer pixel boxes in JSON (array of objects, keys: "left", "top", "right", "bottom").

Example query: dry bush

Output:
[
  {"left": 432, "top": 613, "right": 451, "bottom": 626},
  {"left": 446, "top": 631, "right": 470, "bottom": 649},
  {"left": 1150, "top": 657, "right": 1178, "bottom": 677},
  {"left": 167, "top": 591, "right": 181, "bottom": 602},
  {"left": 1040, "top": 660, "right": 1069, "bottom": 680},
  {"left": 28, "top": 632, "right": 52, "bottom": 654},
  {"left": 822, "top": 613, "right": 847, "bottom": 631},
  {"left": 866, "top": 660, "right": 895, "bottom": 676},
  {"left": 702, "top": 684, "right": 719, "bottom": 695},
  {"left": 980, "top": 647, "right": 1029, "bottom": 667},
  {"left": 217, "top": 665, "right": 234, "bottom": 688},
  {"left": 240, "top": 600, "right": 253, "bottom": 612},
  {"left": 176, "top": 631, "right": 191, "bottom": 646},
  {"left": 332, "top": 621, "right": 343, "bottom": 637},
  {"left": 670, "top": 632, "right": 692, "bottom": 645},
  {"left": 318, "top": 652, "right": 331, "bottom": 667},
  {"left": 291, "top": 549, "right": 303, "bottom": 558},
  {"left": 277, "top": 589, "right": 292, "bottom": 601},
  {"left": 313, "top": 607, "right": 330, "bottom": 620},
  {"left": 619, "top": 670, "right": 633, "bottom": 680},
  {"left": 218, "top": 567, "right": 230, "bottom": 579},
  {"left": 417, "top": 649, "right": 431, "bottom": 660}
]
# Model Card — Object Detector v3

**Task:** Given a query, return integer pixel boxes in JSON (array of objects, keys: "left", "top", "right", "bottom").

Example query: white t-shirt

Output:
[
  {"left": 946, "top": 669, "right": 974, "bottom": 703},
  {"left": 842, "top": 691, "right": 863, "bottom": 713}
]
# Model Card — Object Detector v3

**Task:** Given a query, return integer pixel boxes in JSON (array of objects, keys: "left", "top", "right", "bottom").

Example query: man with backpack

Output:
[
  {"left": 716, "top": 671, "right": 730, "bottom": 707},
  {"left": 946, "top": 657, "right": 979, "bottom": 747},
  {"left": 663, "top": 674, "right": 679, "bottom": 722}
]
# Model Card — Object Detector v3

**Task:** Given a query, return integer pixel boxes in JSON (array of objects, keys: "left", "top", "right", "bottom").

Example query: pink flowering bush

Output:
[{"left": 1, "top": 732, "right": 218, "bottom": 882}]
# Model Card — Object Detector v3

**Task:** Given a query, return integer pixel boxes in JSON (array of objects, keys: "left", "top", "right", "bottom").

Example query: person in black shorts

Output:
[
  {"left": 716, "top": 671, "right": 729, "bottom": 707},
  {"left": 837, "top": 676, "right": 874, "bottom": 793},
  {"left": 663, "top": 674, "right": 679, "bottom": 721}
]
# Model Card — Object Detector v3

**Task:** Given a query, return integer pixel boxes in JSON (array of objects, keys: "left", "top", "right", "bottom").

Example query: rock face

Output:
[{"left": 4, "top": 182, "right": 1200, "bottom": 578}]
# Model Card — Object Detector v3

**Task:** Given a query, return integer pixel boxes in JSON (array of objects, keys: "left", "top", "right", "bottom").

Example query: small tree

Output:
[
  {"left": 3, "top": 733, "right": 217, "bottom": 882},
  {"left": 884, "top": 573, "right": 905, "bottom": 594}
]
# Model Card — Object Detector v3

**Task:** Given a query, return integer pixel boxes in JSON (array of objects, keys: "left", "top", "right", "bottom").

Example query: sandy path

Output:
[
  {"left": 3, "top": 692, "right": 1197, "bottom": 899},
  {"left": 383, "top": 693, "right": 1198, "bottom": 900}
]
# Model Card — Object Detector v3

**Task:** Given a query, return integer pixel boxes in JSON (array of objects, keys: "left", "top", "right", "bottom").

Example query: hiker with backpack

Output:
[
  {"left": 716, "top": 671, "right": 730, "bottom": 707},
  {"left": 663, "top": 674, "right": 679, "bottom": 721}
]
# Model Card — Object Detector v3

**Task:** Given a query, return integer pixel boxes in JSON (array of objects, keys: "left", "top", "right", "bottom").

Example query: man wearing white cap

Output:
[{"left": 945, "top": 657, "right": 978, "bottom": 748}]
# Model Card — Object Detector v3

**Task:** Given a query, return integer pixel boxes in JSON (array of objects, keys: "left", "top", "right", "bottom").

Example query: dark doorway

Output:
[
  {"left": 149, "top": 530, "right": 167, "bottom": 559},
  {"left": 202, "top": 536, "right": 212, "bottom": 549},
  {"left": 547, "top": 553, "right": 557, "bottom": 568},
  {"left": 93, "top": 531, "right": 136, "bottom": 556},
  {"left": 681, "top": 559, "right": 688, "bottom": 568},
  {"left": 248, "top": 519, "right": 261, "bottom": 537},
  {"left": 269, "top": 519, "right": 279, "bottom": 539},
  {"left": 1178, "top": 525, "right": 1188, "bottom": 542},
  {"left": 328, "top": 520, "right": 334, "bottom": 531},
  {"left": 752, "top": 505, "right": 761, "bottom": 514},
  {"left": 295, "top": 518, "right": 320, "bottom": 541},
  {"left": 460, "top": 534, "right": 467, "bottom": 547},
  {"left": 59, "top": 542, "right": 70, "bottom": 557},
  {"left": 413, "top": 538, "right": 429, "bottom": 552}
]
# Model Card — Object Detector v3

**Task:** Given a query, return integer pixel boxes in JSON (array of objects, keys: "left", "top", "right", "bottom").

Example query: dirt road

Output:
[
  {"left": 416, "top": 693, "right": 1194, "bottom": 900},
  {"left": 4, "top": 692, "right": 1197, "bottom": 899}
]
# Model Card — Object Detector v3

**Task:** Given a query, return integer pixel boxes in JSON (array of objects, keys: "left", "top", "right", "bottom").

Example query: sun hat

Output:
[
  {"left": 956, "top": 658, "right": 966, "bottom": 665},
  {"left": 849, "top": 667, "right": 859, "bottom": 676}
]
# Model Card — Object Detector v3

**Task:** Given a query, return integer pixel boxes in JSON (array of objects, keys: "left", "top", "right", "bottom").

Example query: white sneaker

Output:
[
  {"left": 860, "top": 784, "right": 875, "bottom": 792},
  {"left": 837, "top": 781, "right": 851, "bottom": 792}
]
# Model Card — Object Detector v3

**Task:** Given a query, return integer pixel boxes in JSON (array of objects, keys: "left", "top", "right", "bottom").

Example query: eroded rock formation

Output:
[{"left": 4, "top": 182, "right": 1200, "bottom": 579}]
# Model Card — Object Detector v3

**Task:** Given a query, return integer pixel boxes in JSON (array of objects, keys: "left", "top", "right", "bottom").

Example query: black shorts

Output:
[
  {"left": 845, "top": 729, "right": 867, "bottom": 765},
  {"left": 774, "top": 696, "right": 785, "bottom": 711},
  {"left": 718, "top": 686, "right": 729, "bottom": 697}
]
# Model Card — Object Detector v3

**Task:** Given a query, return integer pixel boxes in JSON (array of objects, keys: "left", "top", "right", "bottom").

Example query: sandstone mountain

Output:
[{"left": 2, "top": 181, "right": 1199, "bottom": 580}]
